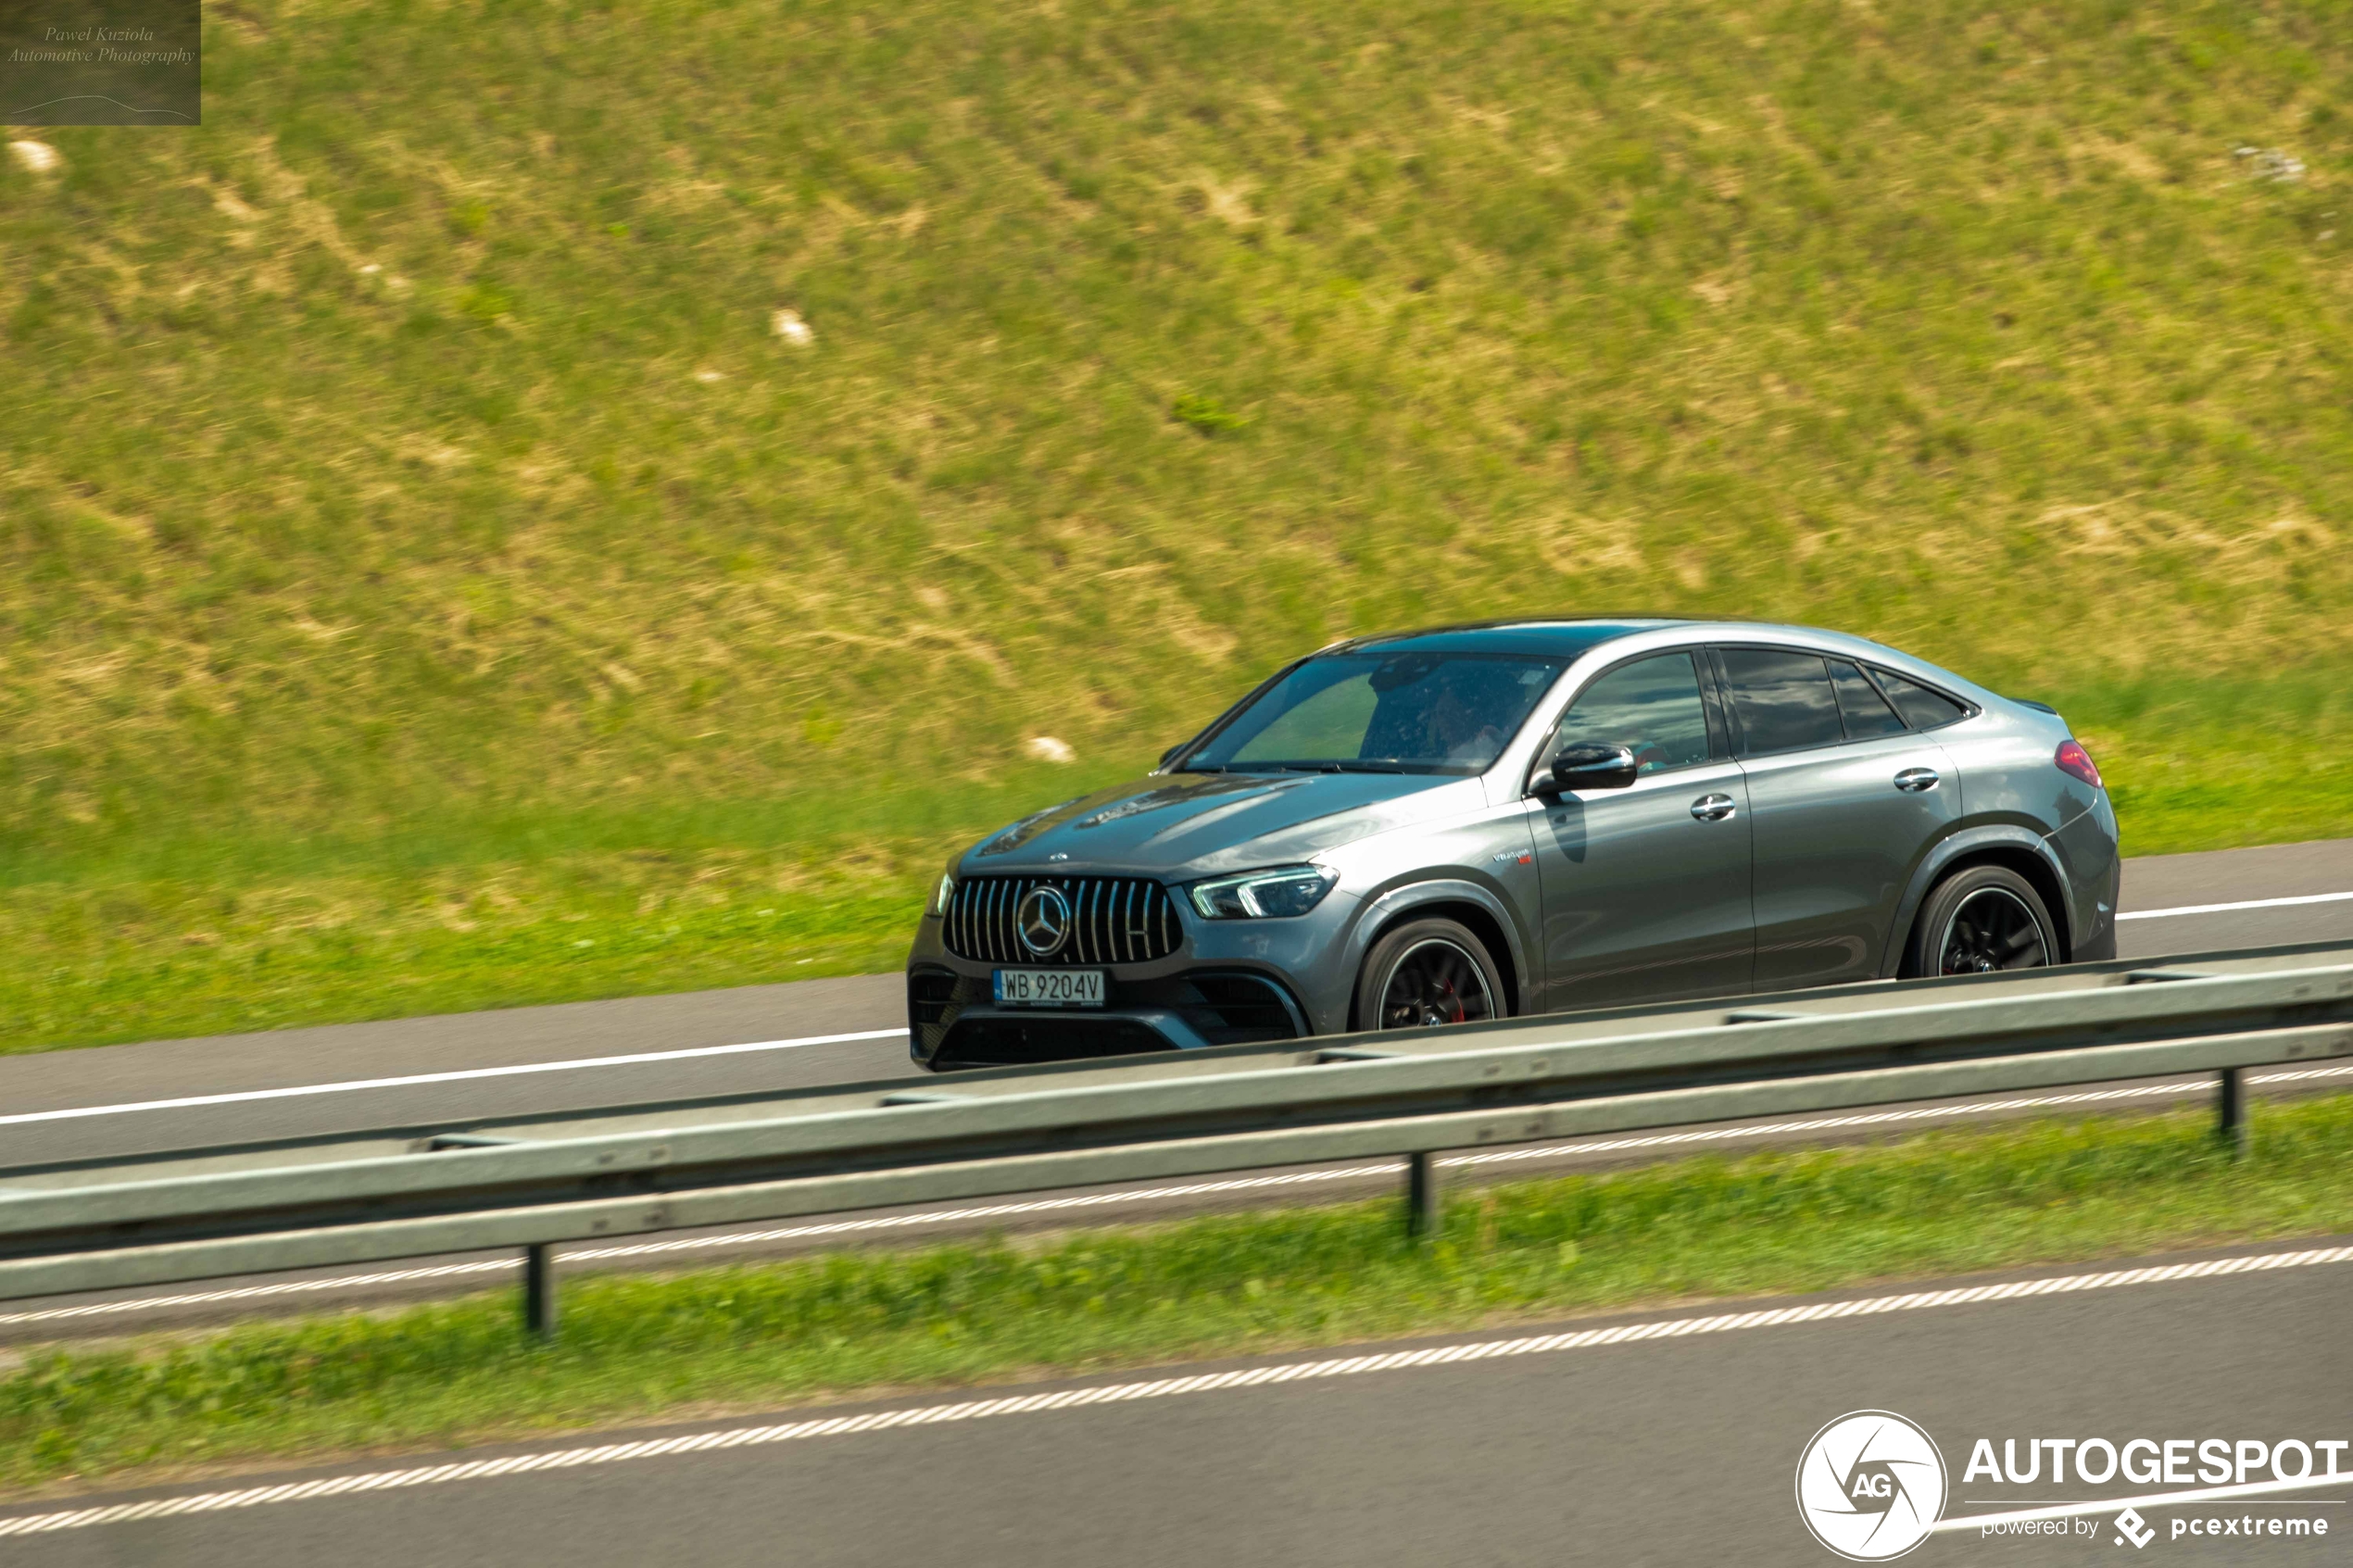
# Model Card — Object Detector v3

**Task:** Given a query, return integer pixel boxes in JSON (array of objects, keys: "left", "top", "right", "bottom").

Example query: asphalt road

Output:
[
  {"left": 5, "top": 838, "right": 2353, "bottom": 1341},
  {"left": 5, "top": 1238, "right": 2346, "bottom": 1565},
  {"left": 7, "top": 836, "right": 2353, "bottom": 1157}
]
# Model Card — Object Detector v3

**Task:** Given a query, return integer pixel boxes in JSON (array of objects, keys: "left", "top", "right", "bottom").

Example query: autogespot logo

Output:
[{"left": 1796, "top": 1411, "right": 1949, "bottom": 1562}]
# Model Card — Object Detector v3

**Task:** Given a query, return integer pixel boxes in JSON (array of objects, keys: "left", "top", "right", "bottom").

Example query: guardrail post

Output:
[
  {"left": 523, "top": 1243, "right": 557, "bottom": 1340},
  {"left": 1406, "top": 1151, "right": 1441, "bottom": 1240},
  {"left": 2218, "top": 1069, "right": 2251, "bottom": 1160}
]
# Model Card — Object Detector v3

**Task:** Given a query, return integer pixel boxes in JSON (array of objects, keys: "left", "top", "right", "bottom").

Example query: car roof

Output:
[
  {"left": 1323, "top": 618, "right": 1685, "bottom": 658},
  {"left": 1311, "top": 618, "right": 1995, "bottom": 705}
]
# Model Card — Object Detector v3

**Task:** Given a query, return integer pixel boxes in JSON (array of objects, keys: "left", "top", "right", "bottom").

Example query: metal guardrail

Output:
[{"left": 4, "top": 939, "right": 2350, "bottom": 1337}]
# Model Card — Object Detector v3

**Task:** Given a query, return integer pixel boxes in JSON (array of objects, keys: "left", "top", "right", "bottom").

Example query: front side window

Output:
[
  {"left": 1719, "top": 648, "right": 1843, "bottom": 755},
  {"left": 1546, "top": 653, "right": 1712, "bottom": 776},
  {"left": 1187, "top": 652, "right": 1564, "bottom": 773}
]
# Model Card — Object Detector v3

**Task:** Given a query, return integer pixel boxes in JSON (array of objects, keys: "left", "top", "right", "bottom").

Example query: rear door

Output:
[
  {"left": 1717, "top": 647, "right": 1957, "bottom": 989},
  {"left": 1527, "top": 649, "right": 1755, "bottom": 1010}
]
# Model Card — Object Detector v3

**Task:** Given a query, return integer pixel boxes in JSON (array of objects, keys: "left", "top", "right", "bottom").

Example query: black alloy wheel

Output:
[
  {"left": 1352, "top": 915, "right": 1509, "bottom": 1034},
  {"left": 1901, "top": 863, "right": 2060, "bottom": 979},
  {"left": 1938, "top": 886, "right": 2051, "bottom": 974},
  {"left": 1378, "top": 937, "right": 1497, "bottom": 1028}
]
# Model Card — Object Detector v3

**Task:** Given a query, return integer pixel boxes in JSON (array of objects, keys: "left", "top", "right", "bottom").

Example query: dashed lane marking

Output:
[{"left": 5, "top": 1244, "right": 2347, "bottom": 1539}]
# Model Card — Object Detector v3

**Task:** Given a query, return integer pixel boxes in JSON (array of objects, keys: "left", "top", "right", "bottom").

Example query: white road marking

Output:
[
  {"left": 8, "top": 1063, "right": 2347, "bottom": 1331},
  {"left": 0, "top": 1027, "right": 909, "bottom": 1129},
  {"left": 3, "top": 1243, "right": 2347, "bottom": 1539},
  {"left": 9, "top": 885, "right": 2345, "bottom": 1124},
  {"left": 2119, "top": 890, "right": 2353, "bottom": 922},
  {"left": 1936, "top": 1473, "right": 2348, "bottom": 1531}
]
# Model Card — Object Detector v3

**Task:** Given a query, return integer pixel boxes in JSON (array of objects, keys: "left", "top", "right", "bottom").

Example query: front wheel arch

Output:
[
  {"left": 1351, "top": 915, "right": 1510, "bottom": 1034},
  {"left": 1346, "top": 891, "right": 1527, "bottom": 1028}
]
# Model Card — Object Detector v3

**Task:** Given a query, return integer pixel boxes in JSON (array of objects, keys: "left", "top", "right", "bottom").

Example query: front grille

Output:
[{"left": 944, "top": 875, "right": 1183, "bottom": 965}]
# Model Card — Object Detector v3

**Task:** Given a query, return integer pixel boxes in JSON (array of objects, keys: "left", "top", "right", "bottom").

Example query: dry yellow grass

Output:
[{"left": 2, "top": 0, "right": 2348, "bottom": 1047}]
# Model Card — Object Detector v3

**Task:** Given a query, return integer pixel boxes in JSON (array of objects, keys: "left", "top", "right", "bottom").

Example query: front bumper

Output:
[{"left": 907, "top": 965, "right": 1311, "bottom": 1070}]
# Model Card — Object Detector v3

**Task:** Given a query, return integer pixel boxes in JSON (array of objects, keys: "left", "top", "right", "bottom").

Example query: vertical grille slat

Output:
[{"left": 942, "top": 876, "right": 1183, "bottom": 966}]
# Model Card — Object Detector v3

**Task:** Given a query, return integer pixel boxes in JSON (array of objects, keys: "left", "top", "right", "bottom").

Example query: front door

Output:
[
  {"left": 1529, "top": 650, "right": 1755, "bottom": 1010},
  {"left": 1717, "top": 647, "right": 1958, "bottom": 989}
]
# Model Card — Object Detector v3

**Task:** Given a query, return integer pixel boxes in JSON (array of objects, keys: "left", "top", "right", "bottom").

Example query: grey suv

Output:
[{"left": 905, "top": 619, "right": 2120, "bottom": 1070}]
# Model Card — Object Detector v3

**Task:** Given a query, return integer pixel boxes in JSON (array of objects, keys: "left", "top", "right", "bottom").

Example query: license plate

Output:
[{"left": 992, "top": 968, "right": 1105, "bottom": 1008}]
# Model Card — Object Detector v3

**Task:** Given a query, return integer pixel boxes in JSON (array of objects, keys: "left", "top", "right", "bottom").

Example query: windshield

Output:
[{"left": 1182, "top": 652, "right": 1565, "bottom": 774}]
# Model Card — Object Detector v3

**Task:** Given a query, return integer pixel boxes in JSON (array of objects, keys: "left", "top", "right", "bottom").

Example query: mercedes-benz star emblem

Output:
[{"left": 1015, "top": 885, "right": 1072, "bottom": 957}]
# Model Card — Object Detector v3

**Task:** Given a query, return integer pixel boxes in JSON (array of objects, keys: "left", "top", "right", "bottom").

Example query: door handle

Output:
[
  {"left": 1894, "top": 767, "right": 1940, "bottom": 793},
  {"left": 1690, "top": 793, "right": 1736, "bottom": 822}
]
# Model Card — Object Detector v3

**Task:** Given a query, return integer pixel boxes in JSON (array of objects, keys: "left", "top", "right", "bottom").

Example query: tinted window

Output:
[
  {"left": 1719, "top": 649, "right": 1843, "bottom": 755},
  {"left": 1197, "top": 652, "right": 1563, "bottom": 773},
  {"left": 1875, "top": 670, "right": 1969, "bottom": 731},
  {"left": 1548, "top": 654, "right": 1712, "bottom": 776},
  {"left": 1829, "top": 659, "right": 1906, "bottom": 738}
]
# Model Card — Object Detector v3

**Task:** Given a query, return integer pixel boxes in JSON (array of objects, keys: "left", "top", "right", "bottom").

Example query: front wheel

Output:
[
  {"left": 1902, "top": 865, "right": 2058, "bottom": 978},
  {"left": 1354, "top": 918, "right": 1505, "bottom": 1032}
]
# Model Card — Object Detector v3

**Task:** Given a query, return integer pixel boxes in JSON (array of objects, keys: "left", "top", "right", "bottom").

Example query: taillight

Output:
[{"left": 2055, "top": 739, "right": 2102, "bottom": 789}]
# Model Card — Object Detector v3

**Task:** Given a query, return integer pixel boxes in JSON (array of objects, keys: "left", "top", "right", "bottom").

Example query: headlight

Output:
[
  {"left": 928, "top": 872, "right": 957, "bottom": 917},
  {"left": 1187, "top": 864, "right": 1338, "bottom": 920}
]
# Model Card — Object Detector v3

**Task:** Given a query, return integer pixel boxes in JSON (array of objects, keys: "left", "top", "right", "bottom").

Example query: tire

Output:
[
  {"left": 1353, "top": 917, "right": 1506, "bottom": 1033},
  {"left": 1902, "top": 865, "right": 2059, "bottom": 978}
]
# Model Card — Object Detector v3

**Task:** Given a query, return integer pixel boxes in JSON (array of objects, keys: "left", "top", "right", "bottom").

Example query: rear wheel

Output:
[
  {"left": 1354, "top": 918, "right": 1505, "bottom": 1032},
  {"left": 1903, "top": 865, "right": 2057, "bottom": 978}
]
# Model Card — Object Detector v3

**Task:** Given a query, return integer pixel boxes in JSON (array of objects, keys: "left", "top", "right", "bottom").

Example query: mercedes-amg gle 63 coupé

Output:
[{"left": 905, "top": 620, "right": 2120, "bottom": 1070}]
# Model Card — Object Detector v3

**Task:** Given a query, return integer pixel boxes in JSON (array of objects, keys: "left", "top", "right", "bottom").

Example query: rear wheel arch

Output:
[
  {"left": 1901, "top": 851, "right": 2070, "bottom": 976},
  {"left": 1885, "top": 834, "right": 2075, "bottom": 976}
]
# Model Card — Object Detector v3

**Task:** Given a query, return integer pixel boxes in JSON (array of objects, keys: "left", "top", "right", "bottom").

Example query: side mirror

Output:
[{"left": 1547, "top": 742, "right": 1639, "bottom": 793}]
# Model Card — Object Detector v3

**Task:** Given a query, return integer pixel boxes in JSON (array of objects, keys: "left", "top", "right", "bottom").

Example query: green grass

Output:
[
  {"left": 6, "top": 1096, "right": 2350, "bottom": 1494},
  {"left": 4, "top": 0, "right": 2351, "bottom": 1051},
  {"left": 6, "top": 664, "right": 2351, "bottom": 1054}
]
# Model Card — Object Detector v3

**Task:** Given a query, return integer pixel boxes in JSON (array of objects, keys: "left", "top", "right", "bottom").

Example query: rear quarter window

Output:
[{"left": 1872, "top": 670, "right": 1970, "bottom": 731}]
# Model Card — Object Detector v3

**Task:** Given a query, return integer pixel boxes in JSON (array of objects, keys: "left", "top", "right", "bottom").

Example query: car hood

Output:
[{"left": 960, "top": 770, "right": 1483, "bottom": 878}]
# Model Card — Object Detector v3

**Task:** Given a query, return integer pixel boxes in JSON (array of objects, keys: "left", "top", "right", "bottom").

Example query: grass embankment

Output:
[
  {"left": 5, "top": 0, "right": 2350, "bottom": 1050},
  {"left": 6, "top": 1098, "right": 2350, "bottom": 1494}
]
